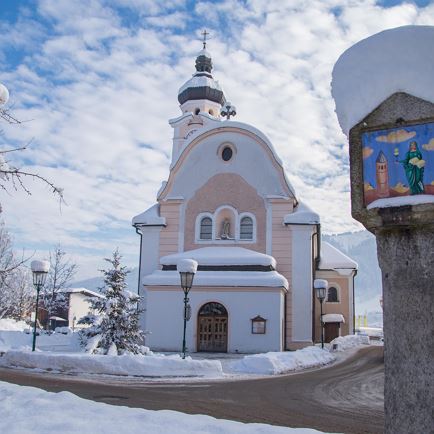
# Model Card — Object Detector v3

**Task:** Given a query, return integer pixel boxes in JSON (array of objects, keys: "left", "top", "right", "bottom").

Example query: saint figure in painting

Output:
[{"left": 399, "top": 141, "right": 425, "bottom": 195}]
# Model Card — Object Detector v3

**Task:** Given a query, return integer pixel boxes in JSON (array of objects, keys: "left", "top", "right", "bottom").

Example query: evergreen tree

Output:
[{"left": 79, "top": 249, "right": 145, "bottom": 355}]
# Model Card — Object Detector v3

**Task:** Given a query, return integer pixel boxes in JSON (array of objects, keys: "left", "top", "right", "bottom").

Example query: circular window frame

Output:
[{"left": 217, "top": 142, "right": 236, "bottom": 163}]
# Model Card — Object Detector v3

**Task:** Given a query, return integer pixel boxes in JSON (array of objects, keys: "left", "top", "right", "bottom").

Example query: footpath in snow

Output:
[{"left": 0, "top": 381, "right": 329, "bottom": 434}]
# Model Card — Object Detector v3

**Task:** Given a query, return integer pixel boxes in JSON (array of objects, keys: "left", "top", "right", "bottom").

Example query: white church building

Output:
[{"left": 132, "top": 46, "right": 357, "bottom": 353}]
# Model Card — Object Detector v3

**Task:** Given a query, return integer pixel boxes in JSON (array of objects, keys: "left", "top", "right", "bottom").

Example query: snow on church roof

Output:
[
  {"left": 319, "top": 242, "right": 357, "bottom": 271},
  {"left": 132, "top": 204, "right": 166, "bottom": 226},
  {"left": 167, "top": 120, "right": 297, "bottom": 198},
  {"left": 160, "top": 247, "right": 276, "bottom": 268},
  {"left": 332, "top": 25, "right": 434, "bottom": 136},
  {"left": 178, "top": 75, "right": 223, "bottom": 95},
  {"left": 142, "top": 270, "right": 288, "bottom": 289},
  {"left": 284, "top": 202, "right": 320, "bottom": 225}
]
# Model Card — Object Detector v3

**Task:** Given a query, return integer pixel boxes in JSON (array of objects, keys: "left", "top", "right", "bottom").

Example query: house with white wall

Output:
[{"left": 133, "top": 46, "right": 357, "bottom": 353}]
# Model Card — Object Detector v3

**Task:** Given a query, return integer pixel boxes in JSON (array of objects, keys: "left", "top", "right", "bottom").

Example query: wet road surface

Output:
[{"left": 0, "top": 346, "right": 384, "bottom": 434}]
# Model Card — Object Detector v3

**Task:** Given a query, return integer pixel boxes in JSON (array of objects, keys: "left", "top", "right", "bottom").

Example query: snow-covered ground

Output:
[
  {"left": 0, "top": 318, "right": 28, "bottom": 331},
  {"left": 0, "top": 350, "right": 223, "bottom": 378},
  {"left": 0, "top": 381, "right": 329, "bottom": 434},
  {"left": 0, "top": 330, "right": 81, "bottom": 353},
  {"left": 0, "top": 322, "right": 372, "bottom": 380},
  {"left": 329, "top": 335, "right": 370, "bottom": 352},
  {"left": 228, "top": 346, "right": 335, "bottom": 375}
]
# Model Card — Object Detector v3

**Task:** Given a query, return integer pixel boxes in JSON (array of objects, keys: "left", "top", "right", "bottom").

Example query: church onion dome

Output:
[{"left": 178, "top": 49, "right": 226, "bottom": 106}]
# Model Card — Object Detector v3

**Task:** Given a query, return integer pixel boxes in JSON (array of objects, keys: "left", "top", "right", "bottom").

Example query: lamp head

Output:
[
  {"left": 31, "top": 260, "right": 50, "bottom": 287},
  {"left": 314, "top": 278, "right": 328, "bottom": 301},
  {"left": 177, "top": 259, "right": 198, "bottom": 294}
]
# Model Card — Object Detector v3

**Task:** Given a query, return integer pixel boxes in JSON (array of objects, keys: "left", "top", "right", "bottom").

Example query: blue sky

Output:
[{"left": 1, "top": 0, "right": 433, "bottom": 278}]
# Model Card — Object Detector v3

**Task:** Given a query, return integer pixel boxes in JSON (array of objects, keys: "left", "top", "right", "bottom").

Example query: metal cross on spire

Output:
[{"left": 201, "top": 29, "right": 210, "bottom": 49}]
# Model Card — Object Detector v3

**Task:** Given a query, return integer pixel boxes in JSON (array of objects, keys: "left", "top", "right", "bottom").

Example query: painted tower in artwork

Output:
[{"left": 376, "top": 151, "right": 389, "bottom": 198}]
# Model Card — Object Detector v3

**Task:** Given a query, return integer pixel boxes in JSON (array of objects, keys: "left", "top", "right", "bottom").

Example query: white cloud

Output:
[{"left": 0, "top": 0, "right": 431, "bottom": 278}]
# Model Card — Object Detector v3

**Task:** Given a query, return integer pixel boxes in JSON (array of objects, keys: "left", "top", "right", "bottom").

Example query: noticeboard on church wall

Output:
[{"left": 362, "top": 122, "right": 434, "bottom": 206}]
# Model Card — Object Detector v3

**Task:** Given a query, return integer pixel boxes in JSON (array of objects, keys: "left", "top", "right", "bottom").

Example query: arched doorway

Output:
[{"left": 197, "top": 302, "right": 228, "bottom": 352}]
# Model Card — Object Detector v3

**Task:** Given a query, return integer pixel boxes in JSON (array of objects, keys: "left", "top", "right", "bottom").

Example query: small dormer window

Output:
[
  {"left": 199, "top": 217, "right": 213, "bottom": 240},
  {"left": 240, "top": 216, "right": 253, "bottom": 240}
]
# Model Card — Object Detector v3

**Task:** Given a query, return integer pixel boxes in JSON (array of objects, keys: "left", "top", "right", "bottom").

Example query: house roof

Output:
[
  {"left": 319, "top": 242, "right": 358, "bottom": 271},
  {"left": 62, "top": 287, "right": 104, "bottom": 298}
]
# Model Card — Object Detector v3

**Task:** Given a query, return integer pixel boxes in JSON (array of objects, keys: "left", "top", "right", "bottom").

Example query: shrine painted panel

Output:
[{"left": 362, "top": 122, "right": 434, "bottom": 206}]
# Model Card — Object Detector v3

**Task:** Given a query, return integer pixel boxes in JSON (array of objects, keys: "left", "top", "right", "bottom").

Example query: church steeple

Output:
[
  {"left": 177, "top": 32, "right": 225, "bottom": 109},
  {"left": 170, "top": 33, "right": 227, "bottom": 164}
]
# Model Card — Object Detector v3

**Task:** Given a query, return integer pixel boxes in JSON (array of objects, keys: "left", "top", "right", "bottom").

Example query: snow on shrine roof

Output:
[
  {"left": 62, "top": 287, "right": 104, "bottom": 298},
  {"left": 142, "top": 270, "right": 288, "bottom": 289},
  {"left": 132, "top": 203, "right": 166, "bottom": 226},
  {"left": 322, "top": 314, "right": 345, "bottom": 323},
  {"left": 284, "top": 202, "right": 320, "bottom": 225},
  {"left": 319, "top": 242, "right": 357, "bottom": 270},
  {"left": 160, "top": 247, "right": 276, "bottom": 268},
  {"left": 332, "top": 26, "right": 434, "bottom": 136},
  {"left": 367, "top": 194, "right": 434, "bottom": 210}
]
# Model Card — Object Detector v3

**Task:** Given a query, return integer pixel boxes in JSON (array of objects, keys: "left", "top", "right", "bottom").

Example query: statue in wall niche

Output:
[{"left": 220, "top": 219, "right": 231, "bottom": 239}]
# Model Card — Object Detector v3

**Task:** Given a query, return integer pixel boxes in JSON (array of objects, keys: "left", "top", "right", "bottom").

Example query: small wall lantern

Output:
[{"left": 251, "top": 315, "right": 266, "bottom": 334}]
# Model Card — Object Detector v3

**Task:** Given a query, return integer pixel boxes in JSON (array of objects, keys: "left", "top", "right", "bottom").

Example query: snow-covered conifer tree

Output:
[{"left": 80, "top": 249, "right": 145, "bottom": 355}]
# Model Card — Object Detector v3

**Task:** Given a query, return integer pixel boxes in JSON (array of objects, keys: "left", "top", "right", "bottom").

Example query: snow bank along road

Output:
[{"left": 0, "top": 346, "right": 384, "bottom": 434}]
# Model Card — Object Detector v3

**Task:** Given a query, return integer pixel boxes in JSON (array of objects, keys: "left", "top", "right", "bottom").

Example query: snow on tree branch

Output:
[{"left": 0, "top": 82, "right": 64, "bottom": 207}]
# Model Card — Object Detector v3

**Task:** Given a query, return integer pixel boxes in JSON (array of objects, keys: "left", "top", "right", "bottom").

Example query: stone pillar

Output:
[
  {"left": 347, "top": 92, "right": 434, "bottom": 434},
  {"left": 376, "top": 226, "right": 434, "bottom": 434}
]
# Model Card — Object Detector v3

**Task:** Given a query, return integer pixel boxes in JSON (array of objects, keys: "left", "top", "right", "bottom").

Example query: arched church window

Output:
[
  {"left": 240, "top": 216, "right": 253, "bottom": 240},
  {"left": 209, "top": 109, "right": 214, "bottom": 115},
  {"left": 200, "top": 217, "right": 213, "bottom": 240},
  {"left": 194, "top": 108, "right": 200, "bottom": 115},
  {"left": 327, "top": 286, "right": 339, "bottom": 303}
]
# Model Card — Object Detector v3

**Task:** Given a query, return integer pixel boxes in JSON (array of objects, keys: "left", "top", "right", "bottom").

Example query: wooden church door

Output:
[{"left": 197, "top": 302, "right": 228, "bottom": 352}]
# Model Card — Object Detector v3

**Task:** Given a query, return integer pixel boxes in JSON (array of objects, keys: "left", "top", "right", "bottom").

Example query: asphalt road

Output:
[{"left": 0, "top": 346, "right": 384, "bottom": 434}]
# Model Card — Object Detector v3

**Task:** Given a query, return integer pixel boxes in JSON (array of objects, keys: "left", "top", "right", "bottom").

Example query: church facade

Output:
[{"left": 132, "top": 47, "right": 357, "bottom": 353}]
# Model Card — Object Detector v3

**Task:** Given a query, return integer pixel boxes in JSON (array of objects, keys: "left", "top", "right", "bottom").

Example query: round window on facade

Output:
[{"left": 221, "top": 146, "right": 233, "bottom": 161}]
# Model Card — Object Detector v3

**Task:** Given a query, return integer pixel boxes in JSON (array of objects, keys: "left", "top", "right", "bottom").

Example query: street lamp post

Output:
[
  {"left": 177, "top": 259, "right": 198, "bottom": 359},
  {"left": 30, "top": 260, "right": 50, "bottom": 352},
  {"left": 314, "top": 279, "right": 328, "bottom": 349}
]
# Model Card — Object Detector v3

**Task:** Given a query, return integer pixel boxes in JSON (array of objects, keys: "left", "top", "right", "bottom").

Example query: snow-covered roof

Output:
[
  {"left": 284, "top": 202, "right": 320, "bottom": 225},
  {"left": 322, "top": 314, "right": 345, "bottom": 323},
  {"left": 319, "top": 242, "right": 357, "bottom": 271},
  {"left": 132, "top": 203, "right": 166, "bottom": 226},
  {"left": 160, "top": 247, "right": 276, "bottom": 268},
  {"left": 62, "top": 287, "right": 104, "bottom": 298},
  {"left": 178, "top": 75, "right": 223, "bottom": 95},
  {"left": 332, "top": 25, "right": 434, "bottom": 136},
  {"left": 143, "top": 270, "right": 288, "bottom": 289},
  {"left": 163, "top": 120, "right": 297, "bottom": 199}
]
